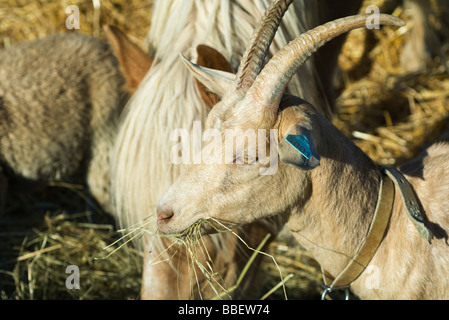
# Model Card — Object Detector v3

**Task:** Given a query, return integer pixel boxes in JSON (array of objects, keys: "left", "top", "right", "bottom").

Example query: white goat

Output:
[
  {"left": 156, "top": 8, "right": 449, "bottom": 299},
  {"left": 111, "top": 0, "right": 363, "bottom": 299}
]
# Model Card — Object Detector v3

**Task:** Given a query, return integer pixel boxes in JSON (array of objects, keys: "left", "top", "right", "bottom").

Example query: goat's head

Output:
[{"left": 156, "top": 0, "right": 404, "bottom": 235}]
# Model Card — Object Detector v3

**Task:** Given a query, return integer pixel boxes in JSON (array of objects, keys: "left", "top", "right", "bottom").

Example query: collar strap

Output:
[
  {"left": 382, "top": 167, "right": 433, "bottom": 242},
  {"left": 322, "top": 166, "right": 433, "bottom": 295},
  {"left": 322, "top": 170, "right": 395, "bottom": 291}
]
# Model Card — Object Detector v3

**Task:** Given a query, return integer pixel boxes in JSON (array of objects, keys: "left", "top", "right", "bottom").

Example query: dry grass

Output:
[
  {"left": 118, "top": 218, "right": 290, "bottom": 300},
  {"left": 0, "top": 187, "right": 143, "bottom": 299},
  {"left": 0, "top": 0, "right": 151, "bottom": 48},
  {"left": 336, "top": 0, "right": 449, "bottom": 165},
  {"left": 1, "top": 0, "right": 449, "bottom": 300}
]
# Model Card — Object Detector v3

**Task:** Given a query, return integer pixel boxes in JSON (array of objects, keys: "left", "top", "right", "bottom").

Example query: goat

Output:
[
  {"left": 111, "top": 0, "right": 364, "bottom": 299},
  {"left": 156, "top": 9, "right": 449, "bottom": 299},
  {"left": 0, "top": 28, "right": 146, "bottom": 216}
]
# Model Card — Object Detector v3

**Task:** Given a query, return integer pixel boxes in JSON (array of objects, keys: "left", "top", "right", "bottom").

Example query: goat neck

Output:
[{"left": 277, "top": 103, "right": 382, "bottom": 279}]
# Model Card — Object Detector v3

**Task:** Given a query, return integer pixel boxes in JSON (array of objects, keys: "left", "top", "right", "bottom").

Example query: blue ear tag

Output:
[{"left": 285, "top": 134, "right": 312, "bottom": 160}]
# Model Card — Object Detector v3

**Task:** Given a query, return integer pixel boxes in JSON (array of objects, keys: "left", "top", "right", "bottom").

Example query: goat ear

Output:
[
  {"left": 103, "top": 25, "right": 153, "bottom": 94},
  {"left": 196, "top": 45, "right": 232, "bottom": 73},
  {"left": 180, "top": 52, "right": 235, "bottom": 99},
  {"left": 279, "top": 126, "right": 320, "bottom": 170},
  {"left": 195, "top": 45, "right": 233, "bottom": 108}
]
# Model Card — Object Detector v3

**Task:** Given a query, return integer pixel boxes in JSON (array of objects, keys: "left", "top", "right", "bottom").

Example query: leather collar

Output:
[{"left": 321, "top": 166, "right": 433, "bottom": 298}]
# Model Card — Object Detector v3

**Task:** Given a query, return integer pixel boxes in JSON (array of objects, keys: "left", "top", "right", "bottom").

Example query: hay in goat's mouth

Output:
[{"left": 136, "top": 218, "right": 291, "bottom": 300}]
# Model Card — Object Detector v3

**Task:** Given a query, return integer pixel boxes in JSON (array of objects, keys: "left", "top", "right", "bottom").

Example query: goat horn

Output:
[
  {"left": 246, "top": 14, "right": 405, "bottom": 121},
  {"left": 235, "top": 0, "right": 294, "bottom": 95}
]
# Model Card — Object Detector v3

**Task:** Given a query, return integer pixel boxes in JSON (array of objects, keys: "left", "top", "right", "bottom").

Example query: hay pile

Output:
[
  {"left": 0, "top": 0, "right": 151, "bottom": 48},
  {"left": 0, "top": 186, "right": 143, "bottom": 299},
  {"left": 1, "top": 0, "right": 449, "bottom": 300},
  {"left": 336, "top": 0, "right": 449, "bottom": 165}
]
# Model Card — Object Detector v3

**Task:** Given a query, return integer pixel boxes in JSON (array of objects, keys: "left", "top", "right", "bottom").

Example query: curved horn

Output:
[
  {"left": 247, "top": 14, "right": 405, "bottom": 120},
  {"left": 235, "top": 0, "right": 294, "bottom": 95}
]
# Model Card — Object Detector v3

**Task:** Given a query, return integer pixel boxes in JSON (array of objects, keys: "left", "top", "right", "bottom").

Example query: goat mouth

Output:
[
  {"left": 176, "top": 217, "right": 237, "bottom": 239},
  {"left": 178, "top": 219, "right": 216, "bottom": 237},
  {"left": 158, "top": 216, "right": 239, "bottom": 240}
]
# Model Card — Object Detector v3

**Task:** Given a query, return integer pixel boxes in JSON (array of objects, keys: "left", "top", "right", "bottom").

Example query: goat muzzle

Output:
[{"left": 156, "top": 208, "right": 174, "bottom": 231}]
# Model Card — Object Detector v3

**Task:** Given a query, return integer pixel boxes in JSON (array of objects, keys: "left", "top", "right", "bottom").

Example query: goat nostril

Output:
[{"left": 157, "top": 209, "right": 174, "bottom": 223}]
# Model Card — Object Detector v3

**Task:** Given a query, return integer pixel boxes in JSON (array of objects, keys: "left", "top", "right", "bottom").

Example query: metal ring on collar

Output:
[{"left": 321, "top": 287, "right": 351, "bottom": 300}]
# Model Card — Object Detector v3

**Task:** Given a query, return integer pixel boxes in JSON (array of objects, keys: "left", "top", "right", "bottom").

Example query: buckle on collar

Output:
[{"left": 321, "top": 286, "right": 351, "bottom": 300}]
